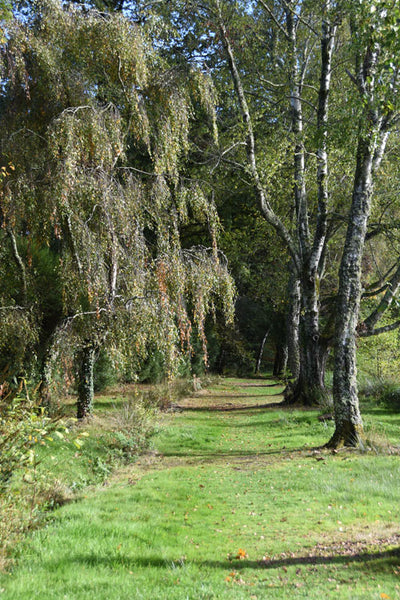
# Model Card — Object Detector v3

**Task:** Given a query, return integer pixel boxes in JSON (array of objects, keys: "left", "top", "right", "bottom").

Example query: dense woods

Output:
[{"left": 2, "top": 0, "right": 400, "bottom": 448}]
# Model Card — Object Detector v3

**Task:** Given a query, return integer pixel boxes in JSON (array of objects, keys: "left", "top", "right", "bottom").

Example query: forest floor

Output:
[{"left": 1, "top": 377, "right": 400, "bottom": 599}]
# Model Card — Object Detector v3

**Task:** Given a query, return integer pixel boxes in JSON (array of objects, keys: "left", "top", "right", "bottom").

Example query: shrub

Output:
[
  {"left": 108, "top": 393, "right": 159, "bottom": 459},
  {"left": 0, "top": 381, "right": 62, "bottom": 488},
  {"left": 359, "top": 375, "right": 400, "bottom": 410}
]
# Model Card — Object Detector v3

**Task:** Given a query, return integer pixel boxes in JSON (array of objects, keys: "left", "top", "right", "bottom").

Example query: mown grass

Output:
[{"left": 1, "top": 377, "right": 400, "bottom": 599}]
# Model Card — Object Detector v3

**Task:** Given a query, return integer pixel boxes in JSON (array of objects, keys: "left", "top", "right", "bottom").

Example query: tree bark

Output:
[
  {"left": 273, "top": 343, "right": 288, "bottom": 377},
  {"left": 283, "top": 2, "right": 335, "bottom": 406},
  {"left": 286, "top": 271, "right": 300, "bottom": 379},
  {"left": 328, "top": 142, "right": 373, "bottom": 446},
  {"left": 328, "top": 131, "right": 383, "bottom": 447},
  {"left": 255, "top": 327, "right": 270, "bottom": 374},
  {"left": 327, "top": 30, "right": 391, "bottom": 447},
  {"left": 76, "top": 343, "right": 97, "bottom": 419}
]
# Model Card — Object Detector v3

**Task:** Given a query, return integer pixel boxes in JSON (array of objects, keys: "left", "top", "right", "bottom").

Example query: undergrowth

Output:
[
  {"left": 0, "top": 375, "right": 208, "bottom": 571},
  {"left": 1, "top": 376, "right": 399, "bottom": 599}
]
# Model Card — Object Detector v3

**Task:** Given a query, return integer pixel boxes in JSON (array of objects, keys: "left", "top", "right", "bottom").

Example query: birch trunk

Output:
[
  {"left": 328, "top": 136, "right": 376, "bottom": 447},
  {"left": 255, "top": 327, "right": 270, "bottom": 374},
  {"left": 286, "top": 271, "right": 300, "bottom": 379},
  {"left": 327, "top": 32, "right": 390, "bottom": 447},
  {"left": 283, "top": 2, "right": 335, "bottom": 405}
]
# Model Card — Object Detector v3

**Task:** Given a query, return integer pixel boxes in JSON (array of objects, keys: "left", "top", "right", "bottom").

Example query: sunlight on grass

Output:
[{"left": 1, "top": 377, "right": 399, "bottom": 599}]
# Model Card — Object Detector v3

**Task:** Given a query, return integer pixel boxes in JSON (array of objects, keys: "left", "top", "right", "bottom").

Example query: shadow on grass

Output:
[
  {"left": 58, "top": 545, "right": 400, "bottom": 573},
  {"left": 175, "top": 398, "right": 285, "bottom": 412},
  {"left": 159, "top": 446, "right": 308, "bottom": 460},
  {"left": 234, "top": 382, "right": 284, "bottom": 388}
]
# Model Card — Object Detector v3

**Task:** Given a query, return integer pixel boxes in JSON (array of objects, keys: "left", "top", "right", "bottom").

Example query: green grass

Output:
[{"left": 1, "top": 378, "right": 400, "bottom": 599}]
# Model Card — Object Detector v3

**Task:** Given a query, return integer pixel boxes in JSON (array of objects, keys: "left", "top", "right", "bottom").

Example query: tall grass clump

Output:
[
  {"left": 107, "top": 392, "right": 159, "bottom": 460},
  {"left": 359, "top": 374, "right": 400, "bottom": 410}
]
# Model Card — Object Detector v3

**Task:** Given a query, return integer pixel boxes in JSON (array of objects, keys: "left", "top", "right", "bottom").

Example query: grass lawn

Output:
[{"left": 1, "top": 377, "right": 400, "bottom": 599}]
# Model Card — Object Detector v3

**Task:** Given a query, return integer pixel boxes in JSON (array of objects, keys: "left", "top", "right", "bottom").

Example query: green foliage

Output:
[
  {"left": 0, "top": 0, "right": 11, "bottom": 22},
  {"left": 0, "top": 0, "right": 235, "bottom": 405},
  {"left": 359, "top": 374, "right": 400, "bottom": 410},
  {"left": 107, "top": 393, "right": 158, "bottom": 459},
  {"left": 93, "top": 350, "right": 117, "bottom": 392},
  {"left": 357, "top": 331, "right": 400, "bottom": 380},
  {"left": 0, "top": 381, "right": 61, "bottom": 487}
]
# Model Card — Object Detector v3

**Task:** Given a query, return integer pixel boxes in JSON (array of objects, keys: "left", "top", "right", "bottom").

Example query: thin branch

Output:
[
  {"left": 279, "top": 0, "right": 319, "bottom": 36},
  {"left": 63, "top": 308, "right": 109, "bottom": 324},
  {"left": 345, "top": 68, "right": 357, "bottom": 86},
  {"left": 258, "top": 0, "right": 290, "bottom": 40},
  {"left": 0, "top": 305, "right": 27, "bottom": 311},
  {"left": 363, "top": 260, "right": 400, "bottom": 332},
  {"left": 7, "top": 226, "right": 27, "bottom": 304},
  {"left": 362, "top": 261, "right": 398, "bottom": 297}
]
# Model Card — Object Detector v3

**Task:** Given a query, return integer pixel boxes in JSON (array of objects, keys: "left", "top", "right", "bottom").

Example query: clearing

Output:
[{"left": 1, "top": 377, "right": 399, "bottom": 599}]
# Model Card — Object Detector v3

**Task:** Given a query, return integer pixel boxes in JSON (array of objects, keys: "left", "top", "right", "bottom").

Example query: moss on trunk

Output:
[{"left": 76, "top": 344, "right": 96, "bottom": 420}]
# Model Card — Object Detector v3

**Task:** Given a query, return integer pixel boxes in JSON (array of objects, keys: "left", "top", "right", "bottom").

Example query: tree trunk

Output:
[
  {"left": 255, "top": 327, "right": 270, "bottom": 374},
  {"left": 284, "top": 270, "right": 326, "bottom": 405},
  {"left": 76, "top": 343, "right": 97, "bottom": 420},
  {"left": 327, "top": 27, "right": 390, "bottom": 447},
  {"left": 273, "top": 343, "right": 288, "bottom": 377},
  {"left": 328, "top": 136, "right": 379, "bottom": 447},
  {"left": 286, "top": 271, "right": 300, "bottom": 380}
]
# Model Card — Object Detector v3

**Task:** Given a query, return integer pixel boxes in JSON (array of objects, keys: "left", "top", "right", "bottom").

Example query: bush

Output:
[
  {"left": 108, "top": 392, "right": 159, "bottom": 459},
  {"left": 358, "top": 375, "right": 400, "bottom": 410},
  {"left": 0, "top": 381, "right": 62, "bottom": 488}
]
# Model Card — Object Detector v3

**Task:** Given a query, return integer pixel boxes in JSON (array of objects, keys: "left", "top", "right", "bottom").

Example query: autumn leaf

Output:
[
  {"left": 236, "top": 548, "right": 248, "bottom": 559},
  {"left": 380, "top": 594, "right": 391, "bottom": 600}
]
